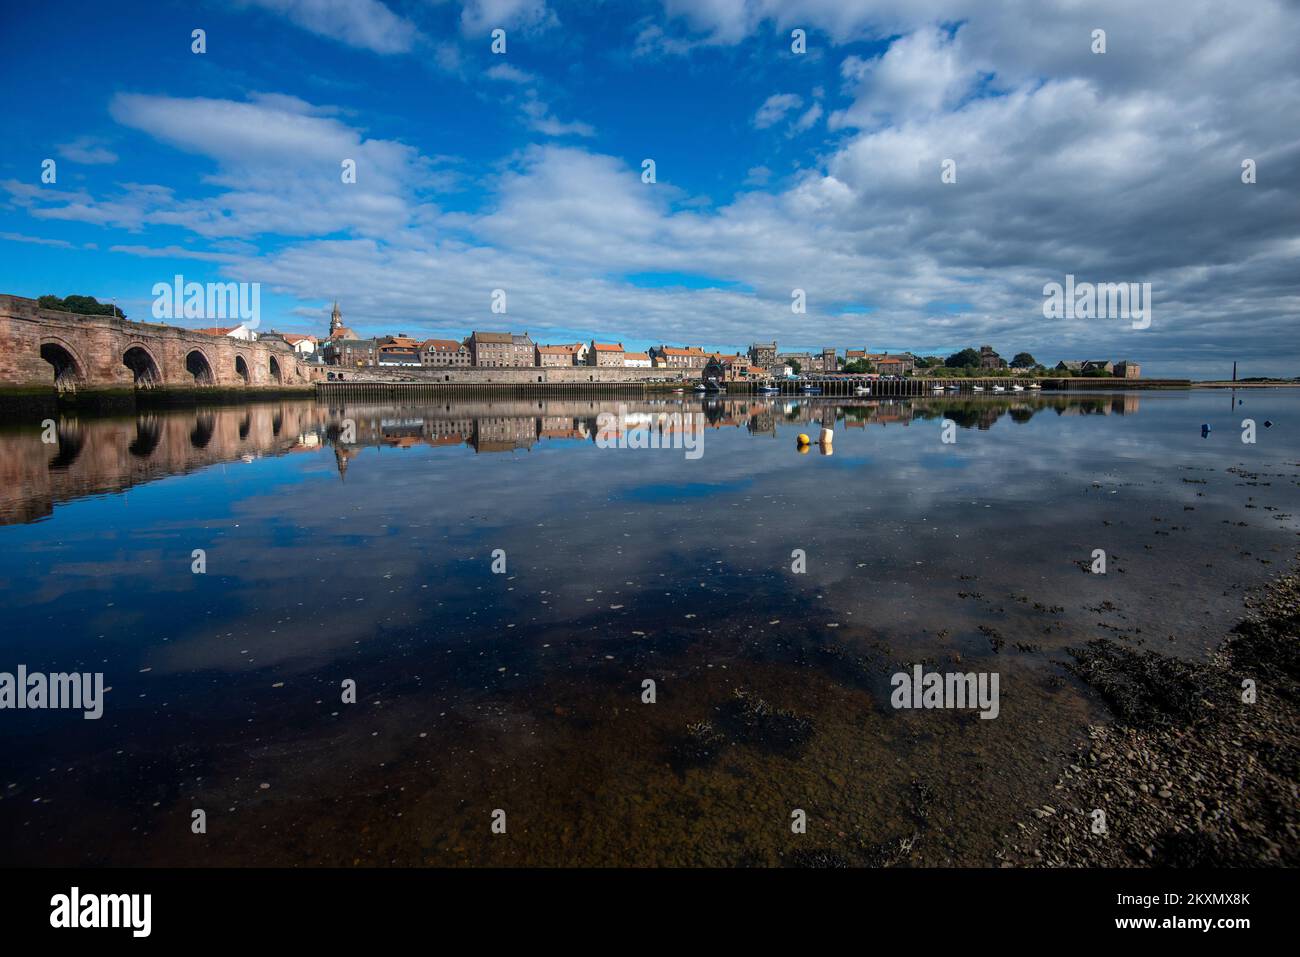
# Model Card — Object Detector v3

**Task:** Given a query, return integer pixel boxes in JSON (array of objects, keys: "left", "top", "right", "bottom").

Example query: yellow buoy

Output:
[{"left": 797, "top": 433, "right": 810, "bottom": 446}]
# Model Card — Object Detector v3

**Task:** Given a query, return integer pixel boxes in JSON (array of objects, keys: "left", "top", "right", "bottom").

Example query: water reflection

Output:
[{"left": 0, "top": 394, "right": 1147, "bottom": 524}]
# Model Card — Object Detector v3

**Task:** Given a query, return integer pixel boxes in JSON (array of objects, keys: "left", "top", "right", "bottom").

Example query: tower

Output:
[{"left": 329, "top": 301, "right": 343, "bottom": 337}]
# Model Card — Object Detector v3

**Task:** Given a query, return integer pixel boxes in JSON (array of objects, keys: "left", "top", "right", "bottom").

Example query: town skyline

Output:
[{"left": 184, "top": 298, "right": 1138, "bottom": 378}]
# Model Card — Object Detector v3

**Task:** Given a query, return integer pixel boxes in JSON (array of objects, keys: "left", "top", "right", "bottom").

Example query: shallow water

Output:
[{"left": 1, "top": 389, "right": 1297, "bottom": 865}]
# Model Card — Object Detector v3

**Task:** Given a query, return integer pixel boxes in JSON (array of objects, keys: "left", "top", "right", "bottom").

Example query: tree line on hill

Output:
[{"left": 842, "top": 348, "right": 1118, "bottom": 377}]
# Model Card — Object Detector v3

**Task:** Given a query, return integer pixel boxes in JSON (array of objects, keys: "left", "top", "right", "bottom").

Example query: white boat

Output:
[
  {"left": 932, "top": 385, "right": 944, "bottom": 393},
  {"left": 1012, "top": 384, "right": 1025, "bottom": 392},
  {"left": 1028, "top": 382, "right": 1042, "bottom": 389},
  {"left": 992, "top": 385, "right": 1006, "bottom": 392},
  {"left": 972, "top": 385, "right": 984, "bottom": 392},
  {"left": 854, "top": 386, "right": 870, "bottom": 395},
  {"left": 946, "top": 385, "right": 959, "bottom": 391}
]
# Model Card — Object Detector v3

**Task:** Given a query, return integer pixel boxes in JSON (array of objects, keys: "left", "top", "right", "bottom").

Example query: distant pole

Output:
[{"left": 1232, "top": 361, "right": 1237, "bottom": 382}]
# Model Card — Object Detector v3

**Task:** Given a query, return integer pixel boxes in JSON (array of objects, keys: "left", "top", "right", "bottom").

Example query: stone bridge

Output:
[{"left": 0, "top": 294, "right": 322, "bottom": 395}]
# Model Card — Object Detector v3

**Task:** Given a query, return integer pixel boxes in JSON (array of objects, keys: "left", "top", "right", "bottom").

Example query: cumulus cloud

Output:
[{"left": 830, "top": 27, "right": 978, "bottom": 128}]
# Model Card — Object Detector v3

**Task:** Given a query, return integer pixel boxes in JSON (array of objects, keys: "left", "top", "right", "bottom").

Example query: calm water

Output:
[{"left": 1, "top": 390, "right": 1297, "bottom": 865}]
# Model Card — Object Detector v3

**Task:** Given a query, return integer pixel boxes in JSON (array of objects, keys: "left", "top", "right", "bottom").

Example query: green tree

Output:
[
  {"left": 1010, "top": 352, "right": 1037, "bottom": 368},
  {"left": 945, "top": 348, "right": 981, "bottom": 368},
  {"left": 788, "top": 358, "right": 802, "bottom": 375},
  {"left": 38, "top": 294, "right": 126, "bottom": 318}
]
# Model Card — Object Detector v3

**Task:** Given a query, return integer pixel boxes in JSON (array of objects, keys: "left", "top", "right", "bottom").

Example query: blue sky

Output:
[{"left": 1, "top": 0, "right": 1297, "bottom": 377}]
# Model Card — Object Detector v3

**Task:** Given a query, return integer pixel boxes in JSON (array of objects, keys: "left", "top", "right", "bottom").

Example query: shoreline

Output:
[
  {"left": 1000, "top": 558, "right": 1300, "bottom": 867},
  {"left": 0, "top": 384, "right": 316, "bottom": 420}
]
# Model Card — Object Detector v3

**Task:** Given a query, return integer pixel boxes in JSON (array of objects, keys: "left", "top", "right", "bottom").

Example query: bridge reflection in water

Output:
[{"left": 0, "top": 393, "right": 1142, "bottom": 525}]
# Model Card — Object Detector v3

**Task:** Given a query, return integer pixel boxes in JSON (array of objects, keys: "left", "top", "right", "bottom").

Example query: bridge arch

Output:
[
  {"left": 268, "top": 354, "right": 283, "bottom": 384},
  {"left": 234, "top": 353, "right": 251, "bottom": 384},
  {"left": 190, "top": 412, "right": 216, "bottom": 449},
  {"left": 184, "top": 348, "right": 216, "bottom": 386},
  {"left": 122, "top": 344, "right": 162, "bottom": 389},
  {"left": 129, "top": 416, "right": 162, "bottom": 458},
  {"left": 39, "top": 337, "right": 86, "bottom": 392}
]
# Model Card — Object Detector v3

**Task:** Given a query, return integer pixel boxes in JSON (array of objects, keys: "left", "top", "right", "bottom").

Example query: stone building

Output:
[
  {"left": 1113, "top": 360, "right": 1140, "bottom": 378},
  {"left": 979, "top": 345, "right": 1008, "bottom": 369},
  {"left": 875, "top": 355, "right": 909, "bottom": 376},
  {"left": 511, "top": 333, "right": 535, "bottom": 366},
  {"left": 650, "top": 345, "right": 710, "bottom": 369},
  {"left": 777, "top": 352, "right": 814, "bottom": 372},
  {"left": 469, "top": 331, "right": 534, "bottom": 367},
  {"left": 536, "top": 342, "right": 586, "bottom": 366},
  {"left": 420, "top": 338, "right": 471, "bottom": 366},
  {"left": 749, "top": 341, "right": 777, "bottom": 367},
  {"left": 588, "top": 341, "right": 625, "bottom": 367},
  {"left": 537, "top": 344, "right": 575, "bottom": 367},
  {"left": 323, "top": 337, "right": 377, "bottom": 367}
]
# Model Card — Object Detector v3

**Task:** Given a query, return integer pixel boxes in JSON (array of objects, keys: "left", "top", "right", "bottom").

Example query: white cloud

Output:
[
  {"left": 830, "top": 27, "right": 977, "bottom": 129},
  {"left": 486, "top": 62, "right": 536, "bottom": 84},
  {"left": 791, "top": 102, "right": 823, "bottom": 134},
  {"left": 56, "top": 137, "right": 118, "bottom": 165},
  {"left": 0, "top": 231, "right": 76, "bottom": 248},
  {"left": 460, "top": 0, "right": 556, "bottom": 34},
  {"left": 519, "top": 91, "right": 595, "bottom": 137},
  {"left": 241, "top": 0, "right": 420, "bottom": 54},
  {"left": 753, "top": 93, "right": 802, "bottom": 129}
]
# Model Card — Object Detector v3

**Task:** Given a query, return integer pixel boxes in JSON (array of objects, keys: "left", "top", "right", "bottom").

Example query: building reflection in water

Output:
[{"left": 0, "top": 393, "right": 1140, "bottom": 524}]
